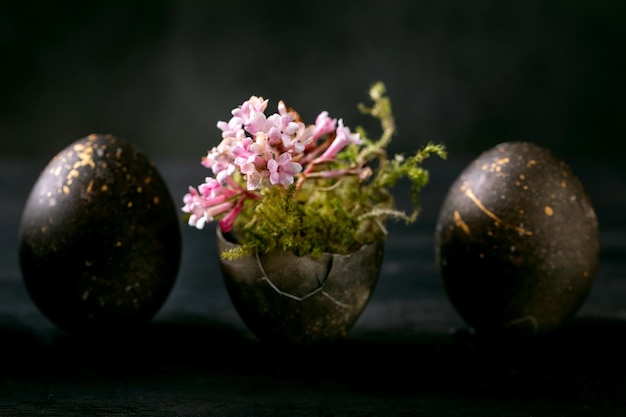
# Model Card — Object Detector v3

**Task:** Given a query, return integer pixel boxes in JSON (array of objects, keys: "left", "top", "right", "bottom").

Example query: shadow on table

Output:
[{"left": 2, "top": 314, "right": 626, "bottom": 403}]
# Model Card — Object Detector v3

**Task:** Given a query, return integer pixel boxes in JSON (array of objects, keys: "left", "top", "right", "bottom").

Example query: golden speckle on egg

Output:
[
  {"left": 453, "top": 210, "right": 471, "bottom": 235},
  {"left": 464, "top": 188, "right": 533, "bottom": 236},
  {"left": 544, "top": 206, "right": 554, "bottom": 216}
]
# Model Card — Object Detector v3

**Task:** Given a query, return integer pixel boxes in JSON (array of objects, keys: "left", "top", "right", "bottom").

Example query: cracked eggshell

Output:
[
  {"left": 435, "top": 141, "right": 599, "bottom": 336},
  {"left": 216, "top": 228, "right": 384, "bottom": 345},
  {"left": 18, "top": 134, "right": 182, "bottom": 335}
]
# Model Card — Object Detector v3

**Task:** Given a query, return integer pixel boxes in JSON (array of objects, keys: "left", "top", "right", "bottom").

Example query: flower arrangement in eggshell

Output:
[{"left": 182, "top": 82, "right": 447, "bottom": 260}]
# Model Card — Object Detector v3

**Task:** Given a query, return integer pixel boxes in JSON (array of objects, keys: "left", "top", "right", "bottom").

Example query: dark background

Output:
[
  {"left": 2, "top": 2, "right": 626, "bottom": 414},
  {"left": 1, "top": 0, "right": 624, "bottom": 163}
]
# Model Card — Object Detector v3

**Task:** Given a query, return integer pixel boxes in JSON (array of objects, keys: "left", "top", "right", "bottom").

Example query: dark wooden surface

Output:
[{"left": 1, "top": 155, "right": 625, "bottom": 416}]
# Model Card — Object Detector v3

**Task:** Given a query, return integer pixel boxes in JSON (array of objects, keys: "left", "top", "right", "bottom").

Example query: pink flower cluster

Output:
[{"left": 182, "top": 96, "right": 363, "bottom": 232}]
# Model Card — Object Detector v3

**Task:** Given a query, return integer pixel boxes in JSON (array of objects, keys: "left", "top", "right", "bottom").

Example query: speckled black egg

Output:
[
  {"left": 435, "top": 141, "right": 599, "bottom": 336},
  {"left": 19, "top": 134, "right": 181, "bottom": 334}
]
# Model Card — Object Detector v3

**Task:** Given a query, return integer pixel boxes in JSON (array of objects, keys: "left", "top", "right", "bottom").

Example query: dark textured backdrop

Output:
[{"left": 1, "top": 0, "right": 624, "bottom": 162}]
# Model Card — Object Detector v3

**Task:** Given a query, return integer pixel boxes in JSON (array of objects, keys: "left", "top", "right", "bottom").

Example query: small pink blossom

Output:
[
  {"left": 312, "top": 111, "right": 337, "bottom": 139},
  {"left": 268, "top": 153, "right": 303, "bottom": 186},
  {"left": 249, "top": 132, "right": 273, "bottom": 160},
  {"left": 289, "top": 122, "right": 314, "bottom": 154},
  {"left": 231, "top": 138, "right": 256, "bottom": 166},
  {"left": 181, "top": 187, "right": 206, "bottom": 228},
  {"left": 203, "top": 137, "right": 241, "bottom": 183},
  {"left": 277, "top": 100, "right": 299, "bottom": 120},
  {"left": 216, "top": 117, "right": 244, "bottom": 138},
  {"left": 198, "top": 177, "right": 237, "bottom": 201},
  {"left": 232, "top": 96, "right": 268, "bottom": 121},
  {"left": 316, "top": 119, "right": 362, "bottom": 162},
  {"left": 266, "top": 112, "right": 302, "bottom": 149},
  {"left": 182, "top": 186, "right": 234, "bottom": 229},
  {"left": 240, "top": 163, "right": 269, "bottom": 190},
  {"left": 244, "top": 111, "right": 270, "bottom": 136}
]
